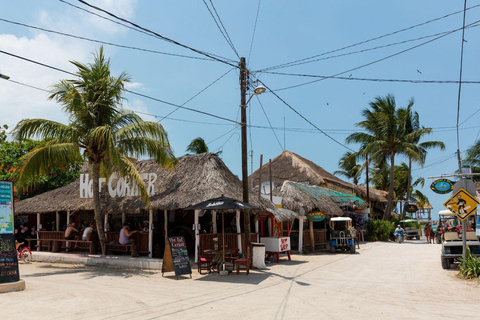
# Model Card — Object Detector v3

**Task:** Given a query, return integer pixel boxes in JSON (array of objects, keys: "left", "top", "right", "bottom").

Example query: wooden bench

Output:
[
  {"left": 105, "top": 242, "right": 135, "bottom": 257},
  {"left": 52, "top": 240, "right": 95, "bottom": 254}
]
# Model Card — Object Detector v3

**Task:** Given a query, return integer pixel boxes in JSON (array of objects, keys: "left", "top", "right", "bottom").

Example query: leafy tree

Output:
[
  {"left": 346, "top": 94, "right": 420, "bottom": 220},
  {"left": 186, "top": 137, "right": 221, "bottom": 155},
  {"left": 334, "top": 151, "right": 362, "bottom": 185},
  {"left": 13, "top": 47, "right": 176, "bottom": 254}
]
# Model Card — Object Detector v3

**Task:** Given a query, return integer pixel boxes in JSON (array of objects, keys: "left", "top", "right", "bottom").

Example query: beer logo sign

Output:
[{"left": 430, "top": 179, "right": 454, "bottom": 194}]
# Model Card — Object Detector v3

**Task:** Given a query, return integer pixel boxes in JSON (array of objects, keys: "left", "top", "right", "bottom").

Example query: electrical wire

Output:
[
  {"left": 208, "top": 126, "right": 239, "bottom": 144},
  {"left": 61, "top": 0, "right": 237, "bottom": 67},
  {"left": 257, "top": 3, "right": 480, "bottom": 72},
  {"left": 204, "top": 0, "right": 240, "bottom": 58},
  {"left": 459, "top": 107, "right": 480, "bottom": 126},
  {"left": 255, "top": 96, "right": 283, "bottom": 151},
  {"left": 273, "top": 18, "right": 480, "bottom": 92},
  {"left": 158, "top": 68, "right": 235, "bottom": 122},
  {"left": 7, "top": 79, "right": 51, "bottom": 93},
  {"left": 0, "top": 49, "right": 239, "bottom": 124},
  {"left": 215, "top": 127, "right": 239, "bottom": 153},
  {"left": 256, "top": 79, "right": 356, "bottom": 152},
  {"left": 256, "top": 22, "right": 480, "bottom": 72},
  {"left": 456, "top": 0, "right": 468, "bottom": 159},
  {"left": 0, "top": 18, "right": 214, "bottom": 62},
  {"left": 247, "top": 0, "right": 262, "bottom": 64}
]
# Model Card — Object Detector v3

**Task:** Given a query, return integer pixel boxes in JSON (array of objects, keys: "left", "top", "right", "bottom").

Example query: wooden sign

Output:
[
  {"left": 161, "top": 236, "right": 191, "bottom": 279},
  {"left": 0, "top": 233, "right": 20, "bottom": 283}
]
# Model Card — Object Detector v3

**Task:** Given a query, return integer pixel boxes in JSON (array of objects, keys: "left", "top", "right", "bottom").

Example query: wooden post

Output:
[
  {"left": 164, "top": 210, "right": 168, "bottom": 240},
  {"left": 194, "top": 209, "right": 200, "bottom": 263},
  {"left": 36, "top": 213, "right": 41, "bottom": 251},
  {"left": 309, "top": 220, "right": 315, "bottom": 253},
  {"left": 298, "top": 218, "right": 304, "bottom": 254},
  {"left": 122, "top": 211, "right": 126, "bottom": 225},
  {"left": 66, "top": 210, "right": 70, "bottom": 227},
  {"left": 268, "top": 217, "right": 272, "bottom": 236},
  {"left": 148, "top": 207, "right": 153, "bottom": 258},
  {"left": 212, "top": 210, "right": 217, "bottom": 233},
  {"left": 258, "top": 155, "right": 263, "bottom": 200},
  {"left": 56, "top": 211, "right": 60, "bottom": 231},
  {"left": 236, "top": 209, "right": 242, "bottom": 253},
  {"left": 269, "top": 159, "right": 273, "bottom": 202},
  {"left": 104, "top": 214, "right": 108, "bottom": 232}
]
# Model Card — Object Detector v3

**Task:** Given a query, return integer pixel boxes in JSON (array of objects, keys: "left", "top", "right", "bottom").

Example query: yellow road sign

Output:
[{"left": 443, "top": 188, "right": 479, "bottom": 221}]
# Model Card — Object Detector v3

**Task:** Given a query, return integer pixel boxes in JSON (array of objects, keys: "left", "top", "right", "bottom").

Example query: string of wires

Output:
[
  {"left": 255, "top": 96, "right": 283, "bottom": 151},
  {"left": 456, "top": 0, "right": 468, "bottom": 160},
  {"left": 59, "top": 0, "right": 237, "bottom": 67},
  {"left": 273, "top": 18, "right": 480, "bottom": 92},
  {"left": 0, "top": 18, "right": 213, "bottom": 62},
  {"left": 247, "top": 0, "right": 262, "bottom": 64},
  {"left": 202, "top": 0, "right": 240, "bottom": 58},
  {"left": 257, "top": 3, "right": 480, "bottom": 72}
]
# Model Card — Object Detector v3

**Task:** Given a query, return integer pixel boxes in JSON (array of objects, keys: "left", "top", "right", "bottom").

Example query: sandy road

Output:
[{"left": 2, "top": 240, "right": 479, "bottom": 320}]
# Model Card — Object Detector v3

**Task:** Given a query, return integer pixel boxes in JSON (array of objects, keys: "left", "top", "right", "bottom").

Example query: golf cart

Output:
[
  {"left": 399, "top": 219, "right": 421, "bottom": 240},
  {"left": 438, "top": 210, "right": 480, "bottom": 269},
  {"left": 329, "top": 217, "right": 356, "bottom": 254}
]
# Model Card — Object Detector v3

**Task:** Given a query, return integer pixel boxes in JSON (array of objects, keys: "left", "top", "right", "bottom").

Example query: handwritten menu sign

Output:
[
  {"left": 161, "top": 236, "right": 191, "bottom": 279},
  {"left": 0, "top": 233, "right": 20, "bottom": 283}
]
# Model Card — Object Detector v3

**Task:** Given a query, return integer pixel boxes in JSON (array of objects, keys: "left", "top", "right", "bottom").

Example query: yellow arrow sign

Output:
[{"left": 443, "top": 188, "right": 479, "bottom": 221}]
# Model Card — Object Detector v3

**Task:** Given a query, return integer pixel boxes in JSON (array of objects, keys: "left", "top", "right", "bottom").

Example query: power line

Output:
[
  {"left": 256, "top": 22, "right": 480, "bottom": 71},
  {"left": 273, "top": 18, "right": 480, "bottom": 92},
  {"left": 261, "top": 72, "right": 480, "bottom": 84},
  {"left": 158, "top": 68, "right": 235, "bottom": 122},
  {"left": 456, "top": 0, "right": 468, "bottom": 159},
  {"left": 208, "top": 126, "right": 239, "bottom": 144},
  {"left": 257, "top": 3, "right": 480, "bottom": 72},
  {"left": 203, "top": 0, "right": 240, "bottom": 58},
  {"left": 215, "top": 127, "right": 240, "bottom": 152},
  {"left": 7, "top": 79, "right": 51, "bottom": 93},
  {"left": 255, "top": 96, "right": 283, "bottom": 151},
  {"left": 459, "top": 107, "right": 480, "bottom": 126},
  {"left": 247, "top": 0, "right": 262, "bottom": 64},
  {"left": 0, "top": 18, "right": 214, "bottom": 62},
  {"left": 0, "top": 49, "right": 239, "bottom": 124},
  {"left": 63, "top": 0, "right": 237, "bottom": 67},
  {"left": 256, "top": 79, "right": 356, "bottom": 152}
]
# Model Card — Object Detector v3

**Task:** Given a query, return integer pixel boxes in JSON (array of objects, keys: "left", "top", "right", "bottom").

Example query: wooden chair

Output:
[
  {"left": 225, "top": 248, "right": 240, "bottom": 263},
  {"left": 234, "top": 247, "right": 250, "bottom": 275},
  {"left": 197, "top": 246, "right": 213, "bottom": 274}
]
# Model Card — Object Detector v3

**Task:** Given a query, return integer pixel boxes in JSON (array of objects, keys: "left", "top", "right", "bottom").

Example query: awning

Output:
[{"left": 288, "top": 182, "right": 366, "bottom": 208}]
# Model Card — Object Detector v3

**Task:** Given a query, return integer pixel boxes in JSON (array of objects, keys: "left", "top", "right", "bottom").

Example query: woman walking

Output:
[{"left": 424, "top": 224, "right": 432, "bottom": 244}]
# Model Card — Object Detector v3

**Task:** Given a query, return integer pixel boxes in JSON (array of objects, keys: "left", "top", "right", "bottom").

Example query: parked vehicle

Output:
[
  {"left": 329, "top": 217, "right": 356, "bottom": 254},
  {"left": 399, "top": 219, "right": 420, "bottom": 240}
]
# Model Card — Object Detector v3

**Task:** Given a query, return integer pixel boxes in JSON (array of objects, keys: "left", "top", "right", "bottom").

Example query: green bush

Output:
[
  {"left": 366, "top": 220, "right": 393, "bottom": 241},
  {"left": 458, "top": 246, "right": 480, "bottom": 279}
]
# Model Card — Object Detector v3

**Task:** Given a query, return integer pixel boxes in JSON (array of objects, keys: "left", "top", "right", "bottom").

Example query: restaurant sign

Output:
[
  {"left": 430, "top": 179, "right": 455, "bottom": 194},
  {"left": 0, "top": 181, "right": 14, "bottom": 235},
  {"left": 79, "top": 173, "right": 157, "bottom": 198}
]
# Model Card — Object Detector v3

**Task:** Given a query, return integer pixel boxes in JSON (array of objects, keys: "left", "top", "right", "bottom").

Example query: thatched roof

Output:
[
  {"left": 266, "top": 207, "right": 299, "bottom": 222},
  {"left": 15, "top": 153, "right": 275, "bottom": 214},
  {"left": 250, "top": 150, "right": 387, "bottom": 204},
  {"left": 279, "top": 181, "right": 344, "bottom": 216}
]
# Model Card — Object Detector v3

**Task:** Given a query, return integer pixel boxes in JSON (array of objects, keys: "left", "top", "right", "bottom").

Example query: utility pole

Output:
[
  {"left": 240, "top": 57, "right": 251, "bottom": 249},
  {"left": 457, "top": 149, "right": 467, "bottom": 261}
]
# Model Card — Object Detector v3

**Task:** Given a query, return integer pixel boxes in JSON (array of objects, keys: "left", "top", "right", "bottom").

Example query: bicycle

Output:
[{"left": 15, "top": 241, "right": 33, "bottom": 263}]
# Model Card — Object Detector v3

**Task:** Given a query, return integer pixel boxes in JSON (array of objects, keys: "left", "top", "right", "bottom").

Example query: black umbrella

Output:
[{"left": 185, "top": 196, "right": 259, "bottom": 272}]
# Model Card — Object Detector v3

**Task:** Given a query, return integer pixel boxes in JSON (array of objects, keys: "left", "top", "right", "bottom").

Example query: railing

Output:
[
  {"left": 106, "top": 231, "right": 149, "bottom": 255},
  {"left": 199, "top": 233, "right": 258, "bottom": 254},
  {"left": 303, "top": 229, "right": 327, "bottom": 249}
]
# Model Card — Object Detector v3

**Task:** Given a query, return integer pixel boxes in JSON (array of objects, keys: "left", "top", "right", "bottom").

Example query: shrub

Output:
[
  {"left": 366, "top": 220, "right": 393, "bottom": 241},
  {"left": 458, "top": 246, "right": 480, "bottom": 279}
]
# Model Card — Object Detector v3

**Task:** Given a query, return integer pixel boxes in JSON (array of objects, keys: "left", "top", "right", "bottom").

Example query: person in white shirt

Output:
[{"left": 82, "top": 222, "right": 94, "bottom": 241}]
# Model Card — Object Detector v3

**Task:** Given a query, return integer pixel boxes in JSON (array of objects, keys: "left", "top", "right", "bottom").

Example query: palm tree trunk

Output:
[
  {"left": 92, "top": 161, "right": 107, "bottom": 255},
  {"left": 401, "top": 157, "right": 413, "bottom": 220},
  {"left": 383, "top": 152, "right": 395, "bottom": 220}
]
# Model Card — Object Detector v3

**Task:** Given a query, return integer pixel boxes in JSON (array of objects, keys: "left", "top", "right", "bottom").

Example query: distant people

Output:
[
  {"left": 119, "top": 223, "right": 139, "bottom": 257},
  {"left": 82, "top": 222, "right": 95, "bottom": 241},
  {"left": 424, "top": 224, "right": 432, "bottom": 244},
  {"left": 65, "top": 222, "right": 80, "bottom": 240}
]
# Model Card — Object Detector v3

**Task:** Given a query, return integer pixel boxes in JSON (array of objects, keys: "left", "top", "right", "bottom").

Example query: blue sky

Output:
[{"left": 1, "top": 1, "right": 480, "bottom": 219}]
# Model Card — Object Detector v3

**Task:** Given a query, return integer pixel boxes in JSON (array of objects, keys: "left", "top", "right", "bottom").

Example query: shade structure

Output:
[
  {"left": 185, "top": 196, "right": 259, "bottom": 272},
  {"left": 184, "top": 196, "right": 259, "bottom": 211}
]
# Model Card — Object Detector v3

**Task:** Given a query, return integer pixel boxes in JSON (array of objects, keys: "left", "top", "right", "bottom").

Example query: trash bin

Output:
[{"left": 251, "top": 242, "right": 266, "bottom": 269}]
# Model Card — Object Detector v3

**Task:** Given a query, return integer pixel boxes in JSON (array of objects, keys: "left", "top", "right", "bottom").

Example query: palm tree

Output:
[
  {"left": 334, "top": 151, "right": 362, "bottom": 185},
  {"left": 186, "top": 137, "right": 221, "bottom": 155},
  {"left": 13, "top": 47, "right": 176, "bottom": 254},
  {"left": 346, "top": 94, "right": 419, "bottom": 220},
  {"left": 398, "top": 101, "right": 445, "bottom": 219}
]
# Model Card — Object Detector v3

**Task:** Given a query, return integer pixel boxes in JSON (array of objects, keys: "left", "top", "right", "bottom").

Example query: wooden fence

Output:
[{"left": 199, "top": 233, "right": 258, "bottom": 254}]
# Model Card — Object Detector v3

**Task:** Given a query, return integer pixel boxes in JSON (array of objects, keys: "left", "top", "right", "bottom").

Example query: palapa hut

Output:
[{"left": 15, "top": 153, "right": 275, "bottom": 261}]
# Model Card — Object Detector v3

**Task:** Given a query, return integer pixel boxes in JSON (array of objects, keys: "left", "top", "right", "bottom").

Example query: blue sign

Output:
[
  {"left": 0, "top": 181, "right": 14, "bottom": 235},
  {"left": 430, "top": 179, "right": 455, "bottom": 194}
]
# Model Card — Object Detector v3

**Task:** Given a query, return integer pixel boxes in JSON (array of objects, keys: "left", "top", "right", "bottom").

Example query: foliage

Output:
[
  {"left": 0, "top": 125, "right": 80, "bottom": 198},
  {"left": 366, "top": 219, "right": 393, "bottom": 241},
  {"left": 458, "top": 246, "right": 480, "bottom": 279},
  {"left": 13, "top": 47, "right": 176, "bottom": 254},
  {"left": 334, "top": 151, "right": 362, "bottom": 185},
  {"left": 186, "top": 137, "right": 221, "bottom": 155}
]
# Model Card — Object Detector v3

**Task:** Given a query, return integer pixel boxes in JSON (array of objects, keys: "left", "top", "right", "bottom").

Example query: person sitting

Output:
[
  {"left": 119, "top": 223, "right": 139, "bottom": 257},
  {"left": 82, "top": 222, "right": 95, "bottom": 241},
  {"left": 65, "top": 222, "right": 80, "bottom": 240}
]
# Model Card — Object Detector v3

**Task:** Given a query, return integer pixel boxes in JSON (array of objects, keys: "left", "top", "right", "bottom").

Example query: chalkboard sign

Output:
[
  {"left": 162, "top": 236, "right": 192, "bottom": 279},
  {"left": 0, "top": 233, "right": 20, "bottom": 283}
]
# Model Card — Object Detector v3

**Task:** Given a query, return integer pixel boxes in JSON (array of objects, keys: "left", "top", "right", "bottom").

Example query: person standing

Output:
[{"left": 424, "top": 224, "right": 432, "bottom": 244}]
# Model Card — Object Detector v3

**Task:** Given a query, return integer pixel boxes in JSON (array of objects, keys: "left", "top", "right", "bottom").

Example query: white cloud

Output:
[{"left": 124, "top": 81, "right": 144, "bottom": 90}]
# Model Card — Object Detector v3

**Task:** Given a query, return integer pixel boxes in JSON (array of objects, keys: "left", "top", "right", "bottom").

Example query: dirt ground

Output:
[{"left": 2, "top": 240, "right": 479, "bottom": 319}]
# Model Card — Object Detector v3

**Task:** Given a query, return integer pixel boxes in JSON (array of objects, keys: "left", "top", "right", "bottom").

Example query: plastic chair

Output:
[{"left": 234, "top": 247, "right": 250, "bottom": 275}]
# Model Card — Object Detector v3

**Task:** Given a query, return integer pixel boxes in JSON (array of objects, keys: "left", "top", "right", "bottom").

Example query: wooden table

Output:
[{"left": 203, "top": 249, "right": 237, "bottom": 272}]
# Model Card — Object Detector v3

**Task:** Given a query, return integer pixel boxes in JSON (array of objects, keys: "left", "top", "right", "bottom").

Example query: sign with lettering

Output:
[
  {"left": 405, "top": 204, "right": 419, "bottom": 213},
  {"left": 0, "top": 181, "right": 14, "bottom": 234},
  {"left": 79, "top": 172, "right": 157, "bottom": 199},
  {"left": 260, "top": 236, "right": 291, "bottom": 252},
  {"left": 0, "top": 233, "right": 20, "bottom": 283},
  {"left": 162, "top": 236, "right": 191, "bottom": 279},
  {"left": 430, "top": 179, "right": 455, "bottom": 194}
]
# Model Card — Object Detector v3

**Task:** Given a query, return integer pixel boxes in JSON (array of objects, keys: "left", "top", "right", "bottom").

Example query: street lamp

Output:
[{"left": 0, "top": 73, "right": 10, "bottom": 80}]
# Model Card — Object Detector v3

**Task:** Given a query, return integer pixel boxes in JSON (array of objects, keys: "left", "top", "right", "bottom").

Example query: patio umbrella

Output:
[{"left": 185, "top": 196, "right": 259, "bottom": 271}]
